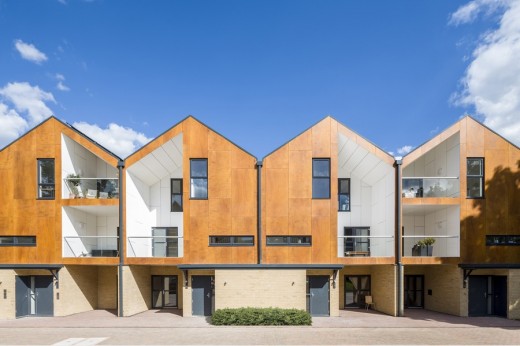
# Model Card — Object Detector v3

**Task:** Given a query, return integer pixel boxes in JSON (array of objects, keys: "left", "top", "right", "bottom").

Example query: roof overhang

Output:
[{"left": 0, "top": 264, "right": 63, "bottom": 270}]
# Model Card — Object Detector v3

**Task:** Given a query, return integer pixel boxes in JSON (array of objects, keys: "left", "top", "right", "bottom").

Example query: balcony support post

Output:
[
  {"left": 395, "top": 159, "right": 404, "bottom": 317},
  {"left": 256, "top": 160, "right": 263, "bottom": 264},
  {"left": 117, "top": 159, "right": 125, "bottom": 317}
]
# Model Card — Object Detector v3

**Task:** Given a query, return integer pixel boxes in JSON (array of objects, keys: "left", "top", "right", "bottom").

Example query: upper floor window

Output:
[
  {"left": 486, "top": 235, "right": 520, "bottom": 246},
  {"left": 190, "top": 159, "right": 208, "bottom": 199},
  {"left": 344, "top": 227, "right": 370, "bottom": 257},
  {"left": 266, "top": 236, "right": 311, "bottom": 246},
  {"left": 338, "top": 178, "right": 350, "bottom": 211},
  {"left": 37, "top": 158, "right": 55, "bottom": 199},
  {"left": 0, "top": 236, "right": 36, "bottom": 246},
  {"left": 209, "top": 236, "right": 254, "bottom": 246},
  {"left": 467, "top": 158, "right": 484, "bottom": 198},
  {"left": 312, "top": 158, "right": 330, "bottom": 199},
  {"left": 152, "top": 227, "right": 179, "bottom": 257},
  {"left": 171, "top": 179, "right": 183, "bottom": 211}
]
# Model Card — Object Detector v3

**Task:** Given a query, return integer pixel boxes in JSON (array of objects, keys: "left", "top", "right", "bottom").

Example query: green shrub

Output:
[{"left": 211, "top": 307, "right": 312, "bottom": 326}]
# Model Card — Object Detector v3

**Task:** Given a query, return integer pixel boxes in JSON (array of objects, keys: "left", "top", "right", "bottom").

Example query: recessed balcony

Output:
[
  {"left": 63, "top": 177, "right": 119, "bottom": 200},
  {"left": 402, "top": 177, "right": 459, "bottom": 198}
]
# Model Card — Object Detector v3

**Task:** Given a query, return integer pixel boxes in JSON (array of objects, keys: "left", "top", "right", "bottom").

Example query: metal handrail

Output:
[
  {"left": 127, "top": 236, "right": 183, "bottom": 257},
  {"left": 64, "top": 236, "right": 119, "bottom": 257}
]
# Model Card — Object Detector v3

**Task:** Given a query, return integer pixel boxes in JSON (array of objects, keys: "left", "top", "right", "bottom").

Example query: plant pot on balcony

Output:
[{"left": 412, "top": 238, "right": 435, "bottom": 256}]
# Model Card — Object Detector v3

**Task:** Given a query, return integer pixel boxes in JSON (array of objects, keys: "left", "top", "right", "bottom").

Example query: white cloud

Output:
[
  {"left": 14, "top": 39, "right": 48, "bottom": 64},
  {"left": 449, "top": 0, "right": 508, "bottom": 25},
  {"left": 451, "top": 0, "right": 520, "bottom": 146},
  {"left": 0, "top": 103, "right": 29, "bottom": 148},
  {"left": 55, "top": 74, "right": 70, "bottom": 91},
  {"left": 397, "top": 145, "right": 414, "bottom": 156},
  {"left": 72, "top": 122, "right": 152, "bottom": 158},
  {"left": 0, "top": 82, "right": 55, "bottom": 124}
]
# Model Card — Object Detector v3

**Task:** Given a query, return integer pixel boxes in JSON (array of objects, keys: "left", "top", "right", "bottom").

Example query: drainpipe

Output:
[
  {"left": 117, "top": 159, "right": 125, "bottom": 317},
  {"left": 395, "top": 159, "right": 404, "bottom": 317},
  {"left": 256, "top": 160, "right": 263, "bottom": 264}
]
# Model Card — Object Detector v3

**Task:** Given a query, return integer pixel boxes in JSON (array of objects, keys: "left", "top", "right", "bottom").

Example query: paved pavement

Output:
[{"left": 0, "top": 309, "right": 519, "bottom": 345}]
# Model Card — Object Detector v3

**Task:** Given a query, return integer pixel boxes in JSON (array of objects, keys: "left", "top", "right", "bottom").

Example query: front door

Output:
[
  {"left": 344, "top": 275, "right": 371, "bottom": 308},
  {"left": 16, "top": 276, "right": 53, "bottom": 317},
  {"left": 404, "top": 275, "right": 424, "bottom": 308},
  {"left": 492, "top": 276, "right": 507, "bottom": 317},
  {"left": 192, "top": 276, "right": 213, "bottom": 316},
  {"left": 152, "top": 276, "right": 178, "bottom": 308},
  {"left": 469, "top": 276, "right": 488, "bottom": 316},
  {"left": 469, "top": 275, "right": 507, "bottom": 317},
  {"left": 307, "top": 276, "right": 329, "bottom": 316}
]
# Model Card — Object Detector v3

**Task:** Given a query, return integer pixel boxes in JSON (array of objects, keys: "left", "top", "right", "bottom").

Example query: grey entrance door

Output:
[
  {"left": 16, "top": 276, "right": 53, "bottom": 317},
  {"left": 469, "top": 276, "right": 487, "bottom": 316},
  {"left": 308, "top": 276, "right": 329, "bottom": 316},
  {"left": 192, "top": 276, "right": 212, "bottom": 316}
]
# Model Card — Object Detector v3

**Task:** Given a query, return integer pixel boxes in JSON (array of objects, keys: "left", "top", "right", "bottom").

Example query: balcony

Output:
[
  {"left": 402, "top": 177, "right": 459, "bottom": 198},
  {"left": 402, "top": 235, "right": 459, "bottom": 257},
  {"left": 64, "top": 177, "right": 119, "bottom": 199},
  {"left": 127, "top": 236, "right": 183, "bottom": 258},
  {"left": 64, "top": 236, "right": 119, "bottom": 257},
  {"left": 337, "top": 235, "right": 394, "bottom": 258}
]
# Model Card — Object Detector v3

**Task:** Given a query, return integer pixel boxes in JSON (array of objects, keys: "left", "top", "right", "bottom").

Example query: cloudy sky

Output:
[{"left": 0, "top": 0, "right": 518, "bottom": 158}]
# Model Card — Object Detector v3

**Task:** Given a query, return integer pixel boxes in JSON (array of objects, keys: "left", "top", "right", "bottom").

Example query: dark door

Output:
[
  {"left": 404, "top": 275, "right": 424, "bottom": 308},
  {"left": 344, "top": 275, "right": 371, "bottom": 308},
  {"left": 152, "top": 276, "right": 178, "bottom": 308},
  {"left": 192, "top": 276, "right": 212, "bottom": 316},
  {"left": 469, "top": 276, "right": 488, "bottom": 316},
  {"left": 15, "top": 276, "right": 53, "bottom": 317},
  {"left": 492, "top": 276, "right": 507, "bottom": 317},
  {"left": 308, "top": 276, "right": 329, "bottom": 316}
]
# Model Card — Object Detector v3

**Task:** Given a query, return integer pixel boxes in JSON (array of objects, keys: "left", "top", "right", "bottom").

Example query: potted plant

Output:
[
  {"left": 66, "top": 173, "right": 81, "bottom": 198},
  {"left": 412, "top": 238, "right": 435, "bottom": 256}
]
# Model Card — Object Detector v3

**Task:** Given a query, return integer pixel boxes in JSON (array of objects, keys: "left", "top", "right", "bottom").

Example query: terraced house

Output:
[{"left": 0, "top": 115, "right": 518, "bottom": 320}]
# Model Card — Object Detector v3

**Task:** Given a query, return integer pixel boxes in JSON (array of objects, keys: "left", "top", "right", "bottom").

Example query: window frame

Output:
[
  {"left": 37, "top": 158, "right": 55, "bottom": 200},
  {"left": 152, "top": 227, "right": 179, "bottom": 257},
  {"left": 0, "top": 236, "right": 37, "bottom": 247},
  {"left": 170, "top": 178, "right": 183, "bottom": 212},
  {"left": 344, "top": 227, "right": 370, "bottom": 256},
  {"left": 209, "top": 235, "right": 254, "bottom": 247},
  {"left": 486, "top": 235, "right": 520, "bottom": 246},
  {"left": 190, "top": 158, "right": 208, "bottom": 200},
  {"left": 466, "top": 157, "right": 484, "bottom": 199},
  {"left": 266, "top": 236, "right": 312, "bottom": 246},
  {"left": 312, "top": 158, "right": 331, "bottom": 199},
  {"left": 338, "top": 178, "right": 350, "bottom": 212},
  {"left": 344, "top": 275, "right": 371, "bottom": 309}
]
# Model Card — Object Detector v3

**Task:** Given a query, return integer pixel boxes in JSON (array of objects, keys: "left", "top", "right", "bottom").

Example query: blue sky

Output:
[{"left": 1, "top": 0, "right": 519, "bottom": 158}]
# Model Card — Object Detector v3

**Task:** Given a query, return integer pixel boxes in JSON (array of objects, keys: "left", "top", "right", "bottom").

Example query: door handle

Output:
[{"left": 206, "top": 293, "right": 210, "bottom": 298}]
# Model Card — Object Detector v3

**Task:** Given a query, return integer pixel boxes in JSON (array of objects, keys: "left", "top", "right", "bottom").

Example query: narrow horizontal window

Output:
[
  {"left": 266, "top": 236, "right": 311, "bottom": 246},
  {"left": 486, "top": 235, "right": 520, "bottom": 246},
  {"left": 0, "top": 236, "right": 36, "bottom": 246},
  {"left": 209, "top": 236, "right": 254, "bottom": 246}
]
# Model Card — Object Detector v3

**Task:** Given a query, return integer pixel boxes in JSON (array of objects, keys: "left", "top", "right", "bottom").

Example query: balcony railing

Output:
[
  {"left": 402, "top": 235, "right": 459, "bottom": 257},
  {"left": 64, "top": 177, "right": 119, "bottom": 199},
  {"left": 127, "top": 236, "right": 183, "bottom": 258},
  {"left": 402, "top": 177, "right": 459, "bottom": 198},
  {"left": 337, "top": 235, "right": 394, "bottom": 257},
  {"left": 64, "top": 236, "right": 119, "bottom": 257}
]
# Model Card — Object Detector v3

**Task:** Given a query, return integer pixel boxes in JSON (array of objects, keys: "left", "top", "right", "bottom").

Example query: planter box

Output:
[{"left": 412, "top": 245, "right": 433, "bottom": 256}]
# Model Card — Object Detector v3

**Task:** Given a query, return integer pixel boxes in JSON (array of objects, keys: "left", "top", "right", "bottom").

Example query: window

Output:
[
  {"left": 266, "top": 236, "right": 311, "bottom": 246},
  {"left": 190, "top": 159, "right": 208, "bottom": 199},
  {"left": 171, "top": 179, "right": 183, "bottom": 212},
  {"left": 338, "top": 178, "right": 350, "bottom": 211},
  {"left": 209, "top": 236, "right": 254, "bottom": 246},
  {"left": 0, "top": 236, "right": 36, "bottom": 246},
  {"left": 486, "top": 235, "right": 520, "bottom": 246},
  {"left": 152, "top": 227, "right": 179, "bottom": 257},
  {"left": 37, "top": 158, "right": 55, "bottom": 199},
  {"left": 467, "top": 158, "right": 484, "bottom": 198},
  {"left": 344, "top": 227, "right": 370, "bottom": 256},
  {"left": 312, "top": 158, "right": 330, "bottom": 199},
  {"left": 344, "top": 275, "right": 371, "bottom": 308}
]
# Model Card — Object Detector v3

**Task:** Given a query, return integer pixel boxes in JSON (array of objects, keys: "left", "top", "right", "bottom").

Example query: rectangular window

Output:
[
  {"left": 312, "top": 158, "right": 330, "bottom": 199},
  {"left": 152, "top": 227, "right": 179, "bottom": 257},
  {"left": 344, "top": 275, "right": 371, "bottom": 308},
  {"left": 0, "top": 236, "right": 36, "bottom": 246},
  {"left": 486, "top": 235, "right": 520, "bottom": 246},
  {"left": 190, "top": 159, "right": 208, "bottom": 199},
  {"left": 266, "top": 236, "right": 312, "bottom": 246},
  {"left": 37, "top": 158, "right": 55, "bottom": 199},
  {"left": 338, "top": 178, "right": 350, "bottom": 211},
  {"left": 171, "top": 179, "right": 183, "bottom": 212},
  {"left": 344, "top": 227, "right": 370, "bottom": 256},
  {"left": 209, "top": 236, "right": 254, "bottom": 246},
  {"left": 467, "top": 158, "right": 484, "bottom": 198}
]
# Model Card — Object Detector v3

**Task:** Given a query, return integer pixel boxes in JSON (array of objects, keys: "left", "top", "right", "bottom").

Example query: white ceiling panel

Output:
[{"left": 152, "top": 147, "right": 177, "bottom": 173}]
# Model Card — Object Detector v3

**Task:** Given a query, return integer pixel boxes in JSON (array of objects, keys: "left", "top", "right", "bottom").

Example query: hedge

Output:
[{"left": 211, "top": 307, "right": 312, "bottom": 326}]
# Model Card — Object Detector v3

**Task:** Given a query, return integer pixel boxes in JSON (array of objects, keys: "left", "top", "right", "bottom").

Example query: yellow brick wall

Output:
[
  {"left": 508, "top": 270, "right": 520, "bottom": 320},
  {"left": 422, "top": 265, "right": 465, "bottom": 316},
  {"left": 98, "top": 266, "right": 117, "bottom": 309},
  {"left": 122, "top": 265, "right": 151, "bottom": 316},
  {"left": 55, "top": 266, "right": 98, "bottom": 317},
  {"left": 0, "top": 270, "right": 15, "bottom": 319},
  {"left": 371, "top": 265, "right": 397, "bottom": 316}
]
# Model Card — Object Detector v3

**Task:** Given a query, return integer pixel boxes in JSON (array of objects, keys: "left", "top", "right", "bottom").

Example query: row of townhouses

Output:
[{"left": 0, "top": 115, "right": 518, "bottom": 320}]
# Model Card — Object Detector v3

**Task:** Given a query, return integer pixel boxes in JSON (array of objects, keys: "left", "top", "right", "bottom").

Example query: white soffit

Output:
[
  {"left": 338, "top": 133, "right": 390, "bottom": 184},
  {"left": 128, "top": 133, "right": 183, "bottom": 186},
  {"left": 403, "top": 204, "right": 458, "bottom": 216},
  {"left": 67, "top": 205, "right": 118, "bottom": 217}
]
